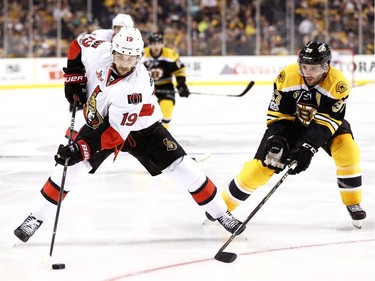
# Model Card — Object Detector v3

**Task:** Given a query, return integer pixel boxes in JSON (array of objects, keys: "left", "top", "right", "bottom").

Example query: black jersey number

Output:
[{"left": 269, "top": 90, "right": 282, "bottom": 111}]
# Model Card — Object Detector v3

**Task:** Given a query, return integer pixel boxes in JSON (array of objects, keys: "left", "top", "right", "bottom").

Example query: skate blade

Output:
[
  {"left": 201, "top": 219, "right": 248, "bottom": 240},
  {"left": 202, "top": 218, "right": 212, "bottom": 225},
  {"left": 352, "top": 219, "right": 363, "bottom": 229}
]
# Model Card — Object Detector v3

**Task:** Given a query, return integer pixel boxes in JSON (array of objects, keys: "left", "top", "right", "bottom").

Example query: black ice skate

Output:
[
  {"left": 346, "top": 204, "right": 366, "bottom": 229},
  {"left": 205, "top": 211, "right": 245, "bottom": 234},
  {"left": 205, "top": 211, "right": 216, "bottom": 222},
  {"left": 14, "top": 214, "right": 43, "bottom": 242}
]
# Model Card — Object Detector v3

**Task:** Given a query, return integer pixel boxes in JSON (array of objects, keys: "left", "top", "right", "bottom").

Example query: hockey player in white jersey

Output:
[
  {"left": 64, "top": 13, "right": 135, "bottom": 138},
  {"left": 78, "top": 14, "right": 134, "bottom": 42},
  {"left": 14, "top": 27, "right": 245, "bottom": 243},
  {"left": 91, "top": 13, "right": 134, "bottom": 41}
]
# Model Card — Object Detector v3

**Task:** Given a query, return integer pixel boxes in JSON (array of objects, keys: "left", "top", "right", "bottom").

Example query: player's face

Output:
[
  {"left": 112, "top": 52, "right": 138, "bottom": 76},
  {"left": 150, "top": 42, "right": 163, "bottom": 55},
  {"left": 299, "top": 63, "right": 328, "bottom": 86}
]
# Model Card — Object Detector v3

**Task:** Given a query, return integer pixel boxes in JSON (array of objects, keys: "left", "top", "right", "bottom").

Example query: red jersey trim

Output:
[
  {"left": 190, "top": 178, "right": 217, "bottom": 205},
  {"left": 68, "top": 39, "right": 81, "bottom": 60},
  {"left": 101, "top": 126, "right": 124, "bottom": 150},
  {"left": 139, "top": 104, "right": 155, "bottom": 117}
]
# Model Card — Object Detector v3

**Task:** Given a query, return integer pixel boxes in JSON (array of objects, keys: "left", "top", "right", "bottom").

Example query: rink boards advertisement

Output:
[{"left": 0, "top": 55, "right": 374, "bottom": 89}]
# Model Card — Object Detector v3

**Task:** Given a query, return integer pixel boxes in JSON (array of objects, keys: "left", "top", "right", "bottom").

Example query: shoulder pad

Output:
[{"left": 162, "top": 47, "right": 179, "bottom": 60}]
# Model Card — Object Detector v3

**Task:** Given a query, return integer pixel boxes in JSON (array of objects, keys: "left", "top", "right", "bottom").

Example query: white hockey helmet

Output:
[
  {"left": 112, "top": 27, "right": 144, "bottom": 56},
  {"left": 112, "top": 14, "right": 134, "bottom": 28}
]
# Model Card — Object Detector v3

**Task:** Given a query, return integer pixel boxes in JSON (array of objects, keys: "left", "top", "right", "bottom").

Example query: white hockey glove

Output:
[{"left": 263, "top": 135, "right": 289, "bottom": 173}]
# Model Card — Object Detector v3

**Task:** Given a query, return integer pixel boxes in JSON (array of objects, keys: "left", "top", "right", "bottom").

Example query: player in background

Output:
[
  {"left": 214, "top": 41, "right": 366, "bottom": 228},
  {"left": 78, "top": 18, "right": 101, "bottom": 38},
  {"left": 91, "top": 13, "right": 134, "bottom": 42},
  {"left": 64, "top": 13, "right": 135, "bottom": 137},
  {"left": 143, "top": 32, "right": 190, "bottom": 128},
  {"left": 14, "top": 27, "right": 245, "bottom": 243}
]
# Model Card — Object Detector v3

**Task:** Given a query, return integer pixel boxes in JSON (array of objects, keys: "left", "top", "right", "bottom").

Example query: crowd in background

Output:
[{"left": 1, "top": 0, "right": 374, "bottom": 58}]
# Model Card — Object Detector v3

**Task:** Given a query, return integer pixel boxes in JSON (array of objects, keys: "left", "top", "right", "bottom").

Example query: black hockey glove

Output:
[
  {"left": 54, "top": 140, "right": 91, "bottom": 166},
  {"left": 177, "top": 83, "right": 190, "bottom": 98},
  {"left": 263, "top": 135, "right": 289, "bottom": 173},
  {"left": 176, "top": 76, "right": 190, "bottom": 98},
  {"left": 286, "top": 142, "right": 317, "bottom": 175},
  {"left": 63, "top": 67, "right": 87, "bottom": 105}
]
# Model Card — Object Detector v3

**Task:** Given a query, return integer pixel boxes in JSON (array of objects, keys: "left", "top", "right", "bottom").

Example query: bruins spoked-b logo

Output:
[
  {"left": 163, "top": 138, "right": 177, "bottom": 151},
  {"left": 336, "top": 81, "right": 348, "bottom": 94}
]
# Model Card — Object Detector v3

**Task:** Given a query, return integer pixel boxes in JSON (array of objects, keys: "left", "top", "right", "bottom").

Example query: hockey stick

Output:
[
  {"left": 156, "top": 81, "right": 255, "bottom": 97},
  {"left": 214, "top": 162, "right": 297, "bottom": 263},
  {"left": 49, "top": 100, "right": 77, "bottom": 256}
]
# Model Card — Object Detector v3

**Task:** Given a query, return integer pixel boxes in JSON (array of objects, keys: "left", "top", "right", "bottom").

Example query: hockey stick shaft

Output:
[
  {"left": 156, "top": 81, "right": 255, "bottom": 97},
  {"left": 214, "top": 162, "right": 297, "bottom": 263},
  {"left": 49, "top": 100, "right": 77, "bottom": 256}
]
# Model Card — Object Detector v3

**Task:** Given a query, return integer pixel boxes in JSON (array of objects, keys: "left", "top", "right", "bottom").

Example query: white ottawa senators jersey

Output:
[
  {"left": 90, "top": 29, "right": 114, "bottom": 42},
  {"left": 77, "top": 34, "right": 162, "bottom": 149},
  {"left": 268, "top": 63, "right": 350, "bottom": 148}
]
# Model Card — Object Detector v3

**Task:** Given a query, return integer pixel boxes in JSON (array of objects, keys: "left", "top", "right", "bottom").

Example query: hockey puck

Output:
[{"left": 52, "top": 263, "right": 65, "bottom": 270}]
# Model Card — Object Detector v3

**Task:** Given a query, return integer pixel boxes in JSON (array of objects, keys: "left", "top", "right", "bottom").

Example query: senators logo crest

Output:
[
  {"left": 163, "top": 138, "right": 177, "bottom": 151},
  {"left": 84, "top": 85, "right": 104, "bottom": 128}
]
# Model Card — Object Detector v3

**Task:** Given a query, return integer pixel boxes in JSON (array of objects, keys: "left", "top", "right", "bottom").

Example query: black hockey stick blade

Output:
[
  {"left": 227, "top": 80, "right": 255, "bottom": 97},
  {"left": 213, "top": 225, "right": 243, "bottom": 263},
  {"left": 214, "top": 251, "right": 237, "bottom": 263},
  {"left": 213, "top": 162, "right": 297, "bottom": 263}
]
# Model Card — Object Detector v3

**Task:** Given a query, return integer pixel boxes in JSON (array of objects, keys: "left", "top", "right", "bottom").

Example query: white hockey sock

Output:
[
  {"left": 163, "top": 156, "right": 227, "bottom": 218},
  {"left": 31, "top": 195, "right": 56, "bottom": 221}
]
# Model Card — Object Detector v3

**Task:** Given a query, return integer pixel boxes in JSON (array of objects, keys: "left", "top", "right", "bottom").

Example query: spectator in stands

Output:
[{"left": 1, "top": 0, "right": 374, "bottom": 57}]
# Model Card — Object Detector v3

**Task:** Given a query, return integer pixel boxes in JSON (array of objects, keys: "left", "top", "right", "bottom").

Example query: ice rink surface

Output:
[{"left": 0, "top": 83, "right": 374, "bottom": 281}]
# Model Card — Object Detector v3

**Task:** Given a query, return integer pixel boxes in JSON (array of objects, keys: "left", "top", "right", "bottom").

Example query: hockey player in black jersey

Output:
[
  {"left": 219, "top": 41, "right": 366, "bottom": 228},
  {"left": 143, "top": 32, "right": 190, "bottom": 128}
]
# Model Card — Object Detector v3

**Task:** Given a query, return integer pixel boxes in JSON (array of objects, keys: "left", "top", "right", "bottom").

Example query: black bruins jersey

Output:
[
  {"left": 143, "top": 47, "right": 186, "bottom": 87},
  {"left": 267, "top": 63, "right": 350, "bottom": 149}
]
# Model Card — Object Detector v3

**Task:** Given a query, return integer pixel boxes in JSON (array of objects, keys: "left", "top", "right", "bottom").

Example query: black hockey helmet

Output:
[
  {"left": 298, "top": 41, "right": 332, "bottom": 65},
  {"left": 149, "top": 32, "right": 164, "bottom": 43}
]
